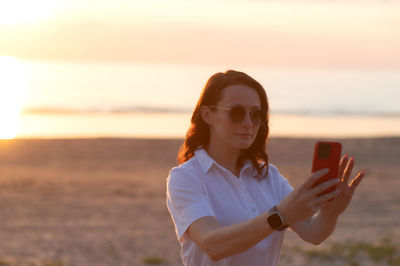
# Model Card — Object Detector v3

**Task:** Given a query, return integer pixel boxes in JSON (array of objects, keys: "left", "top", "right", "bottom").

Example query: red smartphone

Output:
[{"left": 311, "top": 141, "right": 342, "bottom": 196}]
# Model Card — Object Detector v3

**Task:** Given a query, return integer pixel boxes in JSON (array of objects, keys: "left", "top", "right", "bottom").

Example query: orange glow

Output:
[
  {"left": 0, "top": 1, "right": 399, "bottom": 67},
  {"left": 0, "top": 56, "right": 28, "bottom": 139}
]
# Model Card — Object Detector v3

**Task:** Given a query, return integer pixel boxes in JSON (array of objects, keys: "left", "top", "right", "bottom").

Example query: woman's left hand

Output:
[{"left": 320, "top": 155, "right": 365, "bottom": 216}]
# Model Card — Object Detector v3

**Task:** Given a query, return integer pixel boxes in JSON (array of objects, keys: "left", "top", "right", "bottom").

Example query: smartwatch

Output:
[{"left": 266, "top": 205, "right": 289, "bottom": 231}]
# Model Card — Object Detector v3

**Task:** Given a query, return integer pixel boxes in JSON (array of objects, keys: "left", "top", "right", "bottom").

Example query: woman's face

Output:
[{"left": 207, "top": 84, "right": 262, "bottom": 150}]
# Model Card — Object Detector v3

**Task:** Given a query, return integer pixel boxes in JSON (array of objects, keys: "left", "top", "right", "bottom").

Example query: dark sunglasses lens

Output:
[
  {"left": 250, "top": 110, "right": 266, "bottom": 124},
  {"left": 229, "top": 107, "right": 246, "bottom": 123}
]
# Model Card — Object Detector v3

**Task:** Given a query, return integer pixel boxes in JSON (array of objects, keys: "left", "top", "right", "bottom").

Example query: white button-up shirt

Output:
[{"left": 166, "top": 148, "right": 294, "bottom": 266}]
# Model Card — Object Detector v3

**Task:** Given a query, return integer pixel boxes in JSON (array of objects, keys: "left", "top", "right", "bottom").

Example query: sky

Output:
[{"left": 0, "top": 0, "right": 400, "bottom": 68}]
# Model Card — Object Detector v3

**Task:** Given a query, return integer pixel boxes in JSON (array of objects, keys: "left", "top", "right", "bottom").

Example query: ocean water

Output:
[{"left": 10, "top": 60, "right": 400, "bottom": 138}]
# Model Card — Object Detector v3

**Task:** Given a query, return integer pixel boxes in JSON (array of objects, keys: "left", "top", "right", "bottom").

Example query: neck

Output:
[{"left": 206, "top": 136, "right": 240, "bottom": 177}]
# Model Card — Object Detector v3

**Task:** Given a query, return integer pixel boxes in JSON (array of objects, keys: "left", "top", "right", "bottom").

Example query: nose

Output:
[{"left": 241, "top": 111, "right": 253, "bottom": 127}]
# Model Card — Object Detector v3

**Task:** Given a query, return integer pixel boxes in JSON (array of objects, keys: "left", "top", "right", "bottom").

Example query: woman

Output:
[{"left": 166, "top": 70, "right": 365, "bottom": 266}]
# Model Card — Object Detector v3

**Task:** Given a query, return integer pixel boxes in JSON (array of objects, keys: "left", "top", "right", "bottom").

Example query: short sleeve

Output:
[{"left": 166, "top": 167, "right": 216, "bottom": 242}]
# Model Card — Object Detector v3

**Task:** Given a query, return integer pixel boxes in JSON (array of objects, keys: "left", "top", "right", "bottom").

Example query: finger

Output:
[
  {"left": 309, "top": 178, "right": 339, "bottom": 198},
  {"left": 311, "top": 189, "right": 340, "bottom": 206},
  {"left": 302, "top": 168, "right": 330, "bottom": 190},
  {"left": 342, "top": 157, "right": 355, "bottom": 185},
  {"left": 350, "top": 170, "right": 365, "bottom": 191},
  {"left": 338, "top": 154, "right": 349, "bottom": 180}
]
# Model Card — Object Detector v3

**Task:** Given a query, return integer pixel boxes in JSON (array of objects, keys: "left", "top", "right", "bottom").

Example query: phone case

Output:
[{"left": 311, "top": 141, "right": 342, "bottom": 196}]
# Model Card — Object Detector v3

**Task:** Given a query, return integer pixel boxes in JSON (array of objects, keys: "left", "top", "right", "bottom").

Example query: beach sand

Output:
[{"left": 0, "top": 137, "right": 399, "bottom": 265}]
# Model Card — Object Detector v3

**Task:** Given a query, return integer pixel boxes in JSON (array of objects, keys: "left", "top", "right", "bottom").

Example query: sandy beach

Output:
[{"left": 0, "top": 137, "right": 399, "bottom": 265}]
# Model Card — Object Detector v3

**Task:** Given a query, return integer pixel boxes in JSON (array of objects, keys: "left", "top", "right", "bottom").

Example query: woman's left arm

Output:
[{"left": 290, "top": 155, "right": 365, "bottom": 245}]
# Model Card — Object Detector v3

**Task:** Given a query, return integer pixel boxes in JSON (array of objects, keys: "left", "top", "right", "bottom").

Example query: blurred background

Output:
[
  {"left": 1, "top": 0, "right": 399, "bottom": 139},
  {"left": 0, "top": 1, "right": 400, "bottom": 266}
]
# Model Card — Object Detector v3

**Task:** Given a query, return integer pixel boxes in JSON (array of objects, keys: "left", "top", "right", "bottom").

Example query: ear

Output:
[{"left": 200, "top": 105, "right": 212, "bottom": 125}]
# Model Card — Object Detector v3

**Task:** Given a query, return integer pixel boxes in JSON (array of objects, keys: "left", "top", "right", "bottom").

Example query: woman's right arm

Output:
[
  {"left": 187, "top": 211, "right": 275, "bottom": 261},
  {"left": 186, "top": 168, "right": 338, "bottom": 261}
]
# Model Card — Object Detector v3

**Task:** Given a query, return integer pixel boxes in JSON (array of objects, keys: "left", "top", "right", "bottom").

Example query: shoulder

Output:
[
  {"left": 167, "top": 157, "right": 205, "bottom": 190},
  {"left": 267, "top": 163, "right": 281, "bottom": 177},
  {"left": 168, "top": 156, "right": 201, "bottom": 179},
  {"left": 267, "top": 163, "right": 289, "bottom": 182},
  {"left": 257, "top": 163, "right": 287, "bottom": 185}
]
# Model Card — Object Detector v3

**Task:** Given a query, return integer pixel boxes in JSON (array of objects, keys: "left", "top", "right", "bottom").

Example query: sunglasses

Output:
[{"left": 209, "top": 105, "right": 266, "bottom": 125}]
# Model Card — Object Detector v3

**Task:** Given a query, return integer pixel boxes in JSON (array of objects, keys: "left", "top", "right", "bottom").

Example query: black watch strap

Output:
[{"left": 266, "top": 206, "right": 289, "bottom": 231}]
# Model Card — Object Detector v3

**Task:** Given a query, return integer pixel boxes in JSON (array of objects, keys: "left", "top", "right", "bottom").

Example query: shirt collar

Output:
[
  {"left": 240, "top": 160, "right": 254, "bottom": 176},
  {"left": 194, "top": 148, "right": 254, "bottom": 176},
  {"left": 194, "top": 148, "right": 215, "bottom": 173}
]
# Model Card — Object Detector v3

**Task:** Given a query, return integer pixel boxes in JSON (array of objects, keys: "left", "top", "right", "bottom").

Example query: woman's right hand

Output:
[{"left": 277, "top": 168, "right": 341, "bottom": 226}]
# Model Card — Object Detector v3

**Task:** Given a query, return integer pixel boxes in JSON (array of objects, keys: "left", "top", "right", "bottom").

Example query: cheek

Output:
[
  {"left": 213, "top": 119, "right": 236, "bottom": 139},
  {"left": 218, "top": 121, "right": 235, "bottom": 135}
]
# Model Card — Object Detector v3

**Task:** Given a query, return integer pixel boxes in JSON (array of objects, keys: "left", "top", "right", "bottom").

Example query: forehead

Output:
[{"left": 219, "top": 84, "right": 261, "bottom": 108}]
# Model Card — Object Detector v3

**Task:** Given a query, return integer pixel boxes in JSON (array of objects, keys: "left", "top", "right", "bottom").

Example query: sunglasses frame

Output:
[{"left": 208, "top": 105, "right": 266, "bottom": 125}]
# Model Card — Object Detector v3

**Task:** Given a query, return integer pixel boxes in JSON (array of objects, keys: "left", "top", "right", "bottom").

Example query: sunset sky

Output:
[{"left": 1, "top": 0, "right": 399, "bottom": 68}]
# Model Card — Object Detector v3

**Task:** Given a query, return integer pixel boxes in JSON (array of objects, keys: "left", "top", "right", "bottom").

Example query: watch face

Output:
[{"left": 267, "top": 213, "right": 283, "bottom": 229}]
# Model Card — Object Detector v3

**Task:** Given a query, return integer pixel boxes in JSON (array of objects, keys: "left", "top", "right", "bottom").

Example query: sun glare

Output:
[
  {"left": 0, "top": 56, "right": 28, "bottom": 139},
  {"left": 0, "top": 0, "right": 64, "bottom": 25}
]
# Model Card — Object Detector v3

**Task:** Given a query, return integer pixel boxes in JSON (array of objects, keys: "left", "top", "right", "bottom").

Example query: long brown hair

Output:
[{"left": 177, "top": 70, "right": 270, "bottom": 180}]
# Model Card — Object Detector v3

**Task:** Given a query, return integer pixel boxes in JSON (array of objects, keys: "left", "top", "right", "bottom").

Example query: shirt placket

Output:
[{"left": 234, "top": 177, "right": 259, "bottom": 219}]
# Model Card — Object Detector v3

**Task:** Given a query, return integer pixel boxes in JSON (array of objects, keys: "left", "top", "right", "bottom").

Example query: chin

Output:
[
  {"left": 236, "top": 144, "right": 252, "bottom": 150},
  {"left": 234, "top": 137, "right": 255, "bottom": 149}
]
